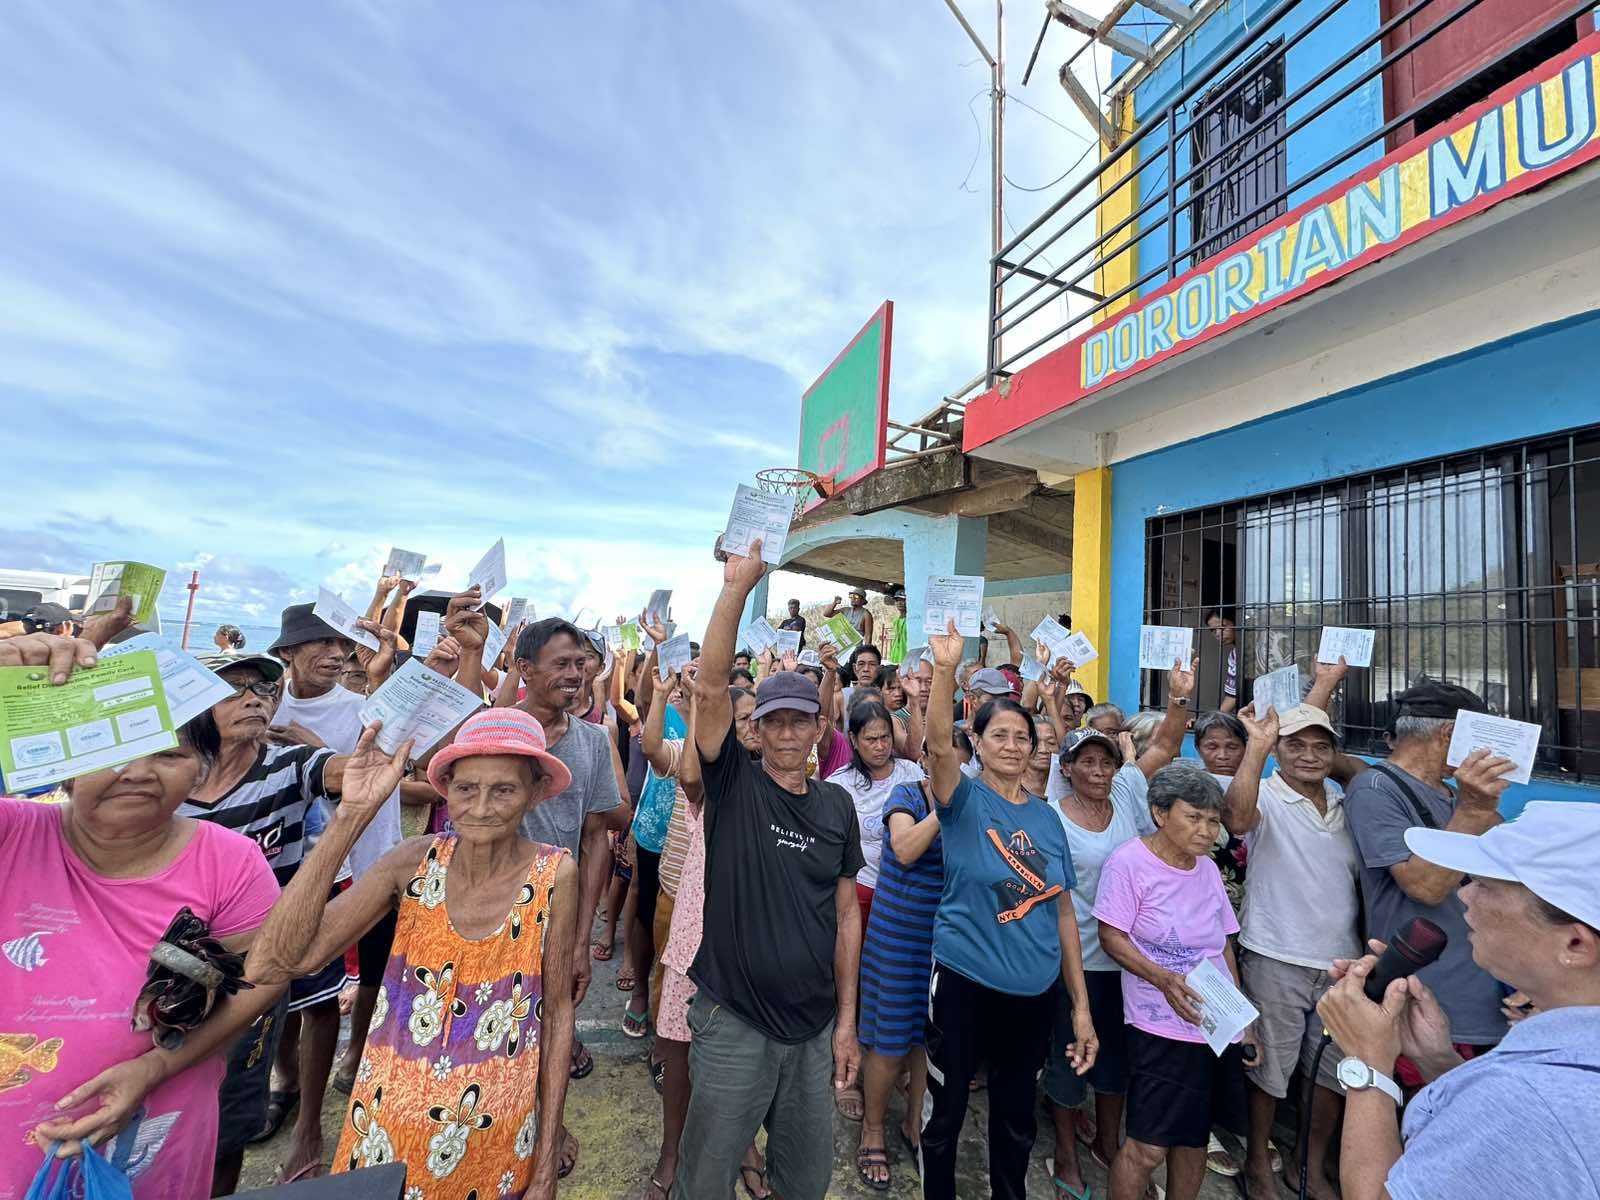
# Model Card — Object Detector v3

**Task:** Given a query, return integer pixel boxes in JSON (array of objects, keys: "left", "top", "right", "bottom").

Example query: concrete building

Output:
[{"left": 959, "top": 0, "right": 1600, "bottom": 809}]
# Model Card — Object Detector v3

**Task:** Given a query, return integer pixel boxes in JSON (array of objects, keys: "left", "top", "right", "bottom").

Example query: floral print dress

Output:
[{"left": 334, "top": 835, "right": 566, "bottom": 1199}]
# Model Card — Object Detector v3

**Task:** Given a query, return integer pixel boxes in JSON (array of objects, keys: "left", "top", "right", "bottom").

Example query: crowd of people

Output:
[{"left": 0, "top": 545, "right": 1596, "bottom": 1200}]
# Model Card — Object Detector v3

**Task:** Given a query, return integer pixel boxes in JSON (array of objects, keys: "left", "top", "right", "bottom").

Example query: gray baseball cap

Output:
[{"left": 753, "top": 671, "right": 822, "bottom": 720}]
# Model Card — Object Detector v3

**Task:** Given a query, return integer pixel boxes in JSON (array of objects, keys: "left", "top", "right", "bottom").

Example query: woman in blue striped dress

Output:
[{"left": 855, "top": 779, "right": 944, "bottom": 1191}]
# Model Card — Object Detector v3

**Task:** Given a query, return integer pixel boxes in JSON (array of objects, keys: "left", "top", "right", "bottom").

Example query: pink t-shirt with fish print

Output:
[{"left": 0, "top": 798, "right": 278, "bottom": 1198}]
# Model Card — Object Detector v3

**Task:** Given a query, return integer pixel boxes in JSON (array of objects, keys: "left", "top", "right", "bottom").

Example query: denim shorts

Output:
[{"left": 1043, "top": 969, "right": 1130, "bottom": 1107}]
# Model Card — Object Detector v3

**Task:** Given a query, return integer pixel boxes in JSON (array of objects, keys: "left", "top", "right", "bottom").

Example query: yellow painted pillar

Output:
[
  {"left": 1096, "top": 94, "right": 1139, "bottom": 317},
  {"left": 1070, "top": 466, "right": 1113, "bottom": 701}
]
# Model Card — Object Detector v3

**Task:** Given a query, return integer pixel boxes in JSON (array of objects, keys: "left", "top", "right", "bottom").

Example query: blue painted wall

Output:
[
  {"left": 1105, "top": 310, "right": 1600, "bottom": 810},
  {"left": 1116, "top": 0, "right": 1384, "bottom": 296}
]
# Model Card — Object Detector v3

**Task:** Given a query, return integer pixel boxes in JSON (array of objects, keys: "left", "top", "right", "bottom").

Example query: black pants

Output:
[{"left": 921, "top": 961, "right": 1054, "bottom": 1200}]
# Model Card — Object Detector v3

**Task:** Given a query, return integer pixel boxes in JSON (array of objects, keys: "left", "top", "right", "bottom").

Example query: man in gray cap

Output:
[
  {"left": 678, "top": 539, "right": 865, "bottom": 1200},
  {"left": 1343, "top": 681, "right": 1519, "bottom": 1076}
]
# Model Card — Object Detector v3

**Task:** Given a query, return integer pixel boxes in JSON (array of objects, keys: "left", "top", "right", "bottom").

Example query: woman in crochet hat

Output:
[{"left": 245, "top": 707, "right": 582, "bottom": 1197}]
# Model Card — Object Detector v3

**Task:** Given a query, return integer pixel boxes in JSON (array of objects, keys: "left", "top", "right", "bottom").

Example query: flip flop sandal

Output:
[
  {"left": 331, "top": 1072, "right": 356, "bottom": 1095},
  {"left": 644, "top": 1177, "right": 673, "bottom": 1199},
  {"left": 1206, "top": 1133, "right": 1240, "bottom": 1177},
  {"left": 591, "top": 941, "right": 614, "bottom": 962},
  {"left": 558, "top": 1133, "right": 579, "bottom": 1179},
  {"left": 834, "top": 1085, "right": 864, "bottom": 1122},
  {"left": 273, "top": 1162, "right": 324, "bottom": 1184},
  {"left": 249, "top": 1088, "right": 300, "bottom": 1144},
  {"left": 569, "top": 1041, "right": 594, "bottom": 1080},
  {"left": 739, "top": 1162, "right": 771, "bottom": 1199},
  {"left": 855, "top": 1146, "right": 892, "bottom": 1192},
  {"left": 650, "top": 1057, "right": 666, "bottom": 1095},
  {"left": 616, "top": 971, "right": 636, "bottom": 992},
  {"left": 622, "top": 1007, "right": 649, "bottom": 1038},
  {"left": 1044, "top": 1160, "right": 1092, "bottom": 1200}
]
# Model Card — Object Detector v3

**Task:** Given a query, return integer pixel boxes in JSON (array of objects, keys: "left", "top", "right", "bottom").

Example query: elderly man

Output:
[
  {"left": 1318, "top": 799, "right": 1600, "bottom": 1200},
  {"left": 1343, "top": 682, "right": 1512, "bottom": 1079},
  {"left": 678, "top": 540, "right": 864, "bottom": 1200},
  {"left": 1224, "top": 704, "right": 1361, "bottom": 1200}
]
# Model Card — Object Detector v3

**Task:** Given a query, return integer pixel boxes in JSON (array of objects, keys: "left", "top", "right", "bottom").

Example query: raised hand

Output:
[
  {"left": 424, "top": 635, "right": 463, "bottom": 679},
  {"left": 900, "top": 669, "right": 924, "bottom": 702},
  {"left": 342, "top": 722, "right": 414, "bottom": 819},
  {"left": 642, "top": 612, "right": 671, "bottom": 645},
  {"left": 444, "top": 589, "right": 488, "bottom": 652},
  {"left": 352, "top": 618, "right": 397, "bottom": 679},
  {"left": 80, "top": 594, "right": 135, "bottom": 650},
  {"left": 1168, "top": 655, "right": 1199, "bottom": 703},
  {"left": 1451, "top": 747, "right": 1516, "bottom": 810},
  {"left": 780, "top": 649, "right": 799, "bottom": 673},
  {"left": 723, "top": 541, "right": 767, "bottom": 591},
  {"left": 928, "top": 621, "right": 964, "bottom": 669},
  {"left": 817, "top": 640, "right": 839, "bottom": 672},
  {"left": 1238, "top": 701, "right": 1279, "bottom": 747}
]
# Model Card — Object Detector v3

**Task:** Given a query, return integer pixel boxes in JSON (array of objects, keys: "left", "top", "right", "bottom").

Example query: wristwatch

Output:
[
  {"left": 1336, "top": 1056, "right": 1402, "bottom": 1104},
  {"left": 1173, "top": 696, "right": 1189, "bottom": 708}
]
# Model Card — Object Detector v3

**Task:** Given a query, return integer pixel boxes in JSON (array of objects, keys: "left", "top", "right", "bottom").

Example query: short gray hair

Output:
[
  {"left": 1084, "top": 702, "right": 1125, "bottom": 729},
  {"left": 1123, "top": 711, "right": 1161, "bottom": 757},
  {"left": 1393, "top": 715, "right": 1452, "bottom": 744},
  {"left": 1147, "top": 762, "right": 1225, "bottom": 813}
]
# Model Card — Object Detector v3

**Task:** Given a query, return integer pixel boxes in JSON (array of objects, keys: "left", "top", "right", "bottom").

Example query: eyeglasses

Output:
[{"left": 227, "top": 681, "right": 280, "bottom": 701}]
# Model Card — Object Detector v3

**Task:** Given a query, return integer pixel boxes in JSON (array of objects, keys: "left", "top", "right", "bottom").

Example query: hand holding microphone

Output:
[{"left": 1318, "top": 918, "right": 1454, "bottom": 1071}]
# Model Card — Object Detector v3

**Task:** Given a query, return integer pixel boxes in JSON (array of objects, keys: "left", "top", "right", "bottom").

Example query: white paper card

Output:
[
  {"left": 645, "top": 590, "right": 673, "bottom": 625},
  {"left": 1061, "top": 631, "right": 1099, "bottom": 667},
  {"left": 1317, "top": 626, "right": 1375, "bottom": 667},
  {"left": 1030, "top": 618, "right": 1074, "bottom": 665},
  {"left": 982, "top": 606, "right": 1002, "bottom": 633},
  {"left": 360, "top": 657, "right": 483, "bottom": 758},
  {"left": 1251, "top": 664, "right": 1302, "bottom": 717},
  {"left": 100, "top": 634, "right": 234, "bottom": 728},
  {"left": 1138, "top": 625, "right": 1194, "bottom": 670},
  {"left": 924, "top": 575, "right": 985, "bottom": 638},
  {"left": 384, "top": 548, "right": 427, "bottom": 579},
  {"left": 657, "top": 634, "right": 693, "bottom": 681},
  {"left": 722, "top": 484, "right": 794, "bottom": 565},
  {"left": 313, "top": 587, "right": 380, "bottom": 651},
  {"left": 1446, "top": 709, "right": 1541, "bottom": 786},
  {"left": 505, "top": 598, "right": 530, "bottom": 630},
  {"left": 1186, "top": 957, "right": 1260, "bottom": 1057},
  {"left": 901, "top": 646, "right": 928, "bottom": 671},
  {"left": 467, "top": 539, "right": 507, "bottom": 607},
  {"left": 480, "top": 619, "right": 508, "bottom": 671},
  {"left": 775, "top": 630, "right": 802, "bottom": 655},
  {"left": 1020, "top": 655, "right": 1045, "bottom": 683},
  {"left": 744, "top": 618, "right": 779, "bottom": 655},
  {"left": 411, "top": 611, "right": 442, "bottom": 657}
]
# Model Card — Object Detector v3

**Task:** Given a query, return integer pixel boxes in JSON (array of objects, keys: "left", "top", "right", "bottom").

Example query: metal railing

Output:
[{"left": 987, "top": 0, "right": 1594, "bottom": 381}]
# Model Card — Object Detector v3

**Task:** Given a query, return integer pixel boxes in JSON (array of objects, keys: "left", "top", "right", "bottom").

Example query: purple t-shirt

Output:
[{"left": 1093, "top": 836, "right": 1240, "bottom": 1044}]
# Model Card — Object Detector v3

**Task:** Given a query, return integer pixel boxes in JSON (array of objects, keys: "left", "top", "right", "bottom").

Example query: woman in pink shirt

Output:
[
  {"left": 1093, "top": 763, "right": 1259, "bottom": 1200},
  {"left": 0, "top": 640, "right": 279, "bottom": 1200}
]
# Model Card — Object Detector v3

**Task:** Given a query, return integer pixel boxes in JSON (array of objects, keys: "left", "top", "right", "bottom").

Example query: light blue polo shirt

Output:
[{"left": 1387, "top": 1005, "right": 1600, "bottom": 1200}]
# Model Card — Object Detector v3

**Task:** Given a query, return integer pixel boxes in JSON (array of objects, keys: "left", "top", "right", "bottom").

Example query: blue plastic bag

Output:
[{"left": 23, "top": 1143, "right": 134, "bottom": 1200}]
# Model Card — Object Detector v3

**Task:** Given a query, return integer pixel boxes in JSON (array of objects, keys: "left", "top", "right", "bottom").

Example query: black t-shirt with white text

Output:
[{"left": 689, "top": 723, "right": 864, "bottom": 1043}]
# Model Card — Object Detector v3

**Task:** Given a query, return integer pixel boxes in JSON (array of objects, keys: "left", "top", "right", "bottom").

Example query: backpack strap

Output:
[{"left": 1369, "top": 762, "right": 1441, "bottom": 831}]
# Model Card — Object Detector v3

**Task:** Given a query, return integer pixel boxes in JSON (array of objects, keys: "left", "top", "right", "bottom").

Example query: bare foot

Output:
[{"left": 1282, "top": 1154, "right": 1338, "bottom": 1200}]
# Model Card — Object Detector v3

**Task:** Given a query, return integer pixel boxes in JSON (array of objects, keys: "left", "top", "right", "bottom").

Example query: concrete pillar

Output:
[
  {"left": 1070, "top": 467, "right": 1112, "bottom": 701},
  {"left": 901, "top": 514, "right": 989, "bottom": 658}
]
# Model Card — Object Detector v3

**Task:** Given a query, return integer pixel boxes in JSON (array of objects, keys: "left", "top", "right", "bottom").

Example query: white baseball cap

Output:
[{"left": 1404, "top": 801, "right": 1600, "bottom": 929}]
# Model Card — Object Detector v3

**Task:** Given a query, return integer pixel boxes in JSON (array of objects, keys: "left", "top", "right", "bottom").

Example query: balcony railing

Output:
[{"left": 988, "top": 0, "right": 1595, "bottom": 382}]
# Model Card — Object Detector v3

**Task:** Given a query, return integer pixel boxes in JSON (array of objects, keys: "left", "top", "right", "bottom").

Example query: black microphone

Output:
[{"left": 1364, "top": 917, "right": 1448, "bottom": 1001}]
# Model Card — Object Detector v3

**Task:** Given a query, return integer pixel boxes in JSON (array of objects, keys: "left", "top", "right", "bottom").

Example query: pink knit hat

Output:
[{"left": 426, "top": 708, "right": 572, "bottom": 798}]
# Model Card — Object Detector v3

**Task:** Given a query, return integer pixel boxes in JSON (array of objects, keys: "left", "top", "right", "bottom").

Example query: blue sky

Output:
[{"left": 4, "top": 0, "right": 1102, "bottom": 634}]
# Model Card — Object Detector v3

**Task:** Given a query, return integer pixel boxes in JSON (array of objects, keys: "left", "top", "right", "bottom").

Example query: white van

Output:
[{"left": 0, "top": 569, "right": 93, "bottom": 621}]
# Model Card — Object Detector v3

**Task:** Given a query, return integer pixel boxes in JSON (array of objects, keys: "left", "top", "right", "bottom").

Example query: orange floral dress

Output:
[{"left": 334, "top": 835, "right": 566, "bottom": 1199}]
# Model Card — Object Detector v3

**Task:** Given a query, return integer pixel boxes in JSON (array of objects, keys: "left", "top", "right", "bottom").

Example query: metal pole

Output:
[
  {"left": 993, "top": 0, "right": 1005, "bottom": 262},
  {"left": 180, "top": 570, "right": 199, "bottom": 649}
]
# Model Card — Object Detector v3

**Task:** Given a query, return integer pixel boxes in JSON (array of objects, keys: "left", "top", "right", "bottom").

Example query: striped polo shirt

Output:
[{"left": 177, "top": 744, "right": 336, "bottom": 886}]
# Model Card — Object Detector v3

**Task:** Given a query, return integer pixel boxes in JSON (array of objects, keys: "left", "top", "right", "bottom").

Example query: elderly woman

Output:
[
  {"left": 920, "top": 623, "right": 1097, "bottom": 1200},
  {"left": 246, "top": 708, "right": 580, "bottom": 1198},
  {"left": 1094, "top": 763, "right": 1258, "bottom": 1200},
  {"left": 1, "top": 632, "right": 280, "bottom": 1198}
]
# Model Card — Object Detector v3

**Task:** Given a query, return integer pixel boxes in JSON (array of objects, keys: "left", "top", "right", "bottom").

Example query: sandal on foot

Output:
[
  {"left": 622, "top": 1006, "right": 649, "bottom": 1038},
  {"left": 616, "top": 970, "right": 636, "bottom": 992},
  {"left": 650, "top": 1057, "right": 666, "bottom": 1095},
  {"left": 739, "top": 1162, "right": 771, "bottom": 1199},
  {"left": 591, "top": 940, "right": 614, "bottom": 962},
  {"left": 1207, "top": 1133, "right": 1240, "bottom": 1177},
  {"left": 273, "top": 1162, "right": 324, "bottom": 1184},
  {"left": 569, "top": 1041, "right": 594, "bottom": 1080},
  {"left": 834, "top": 1084, "right": 864, "bottom": 1122},
  {"left": 1044, "top": 1160, "right": 1092, "bottom": 1199},
  {"left": 644, "top": 1178, "right": 672, "bottom": 1200},
  {"left": 250, "top": 1088, "right": 299, "bottom": 1144},
  {"left": 855, "top": 1145, "right": 892, "bottom": 1192},
  {"left": 559, "top": 1130, "right": 580, "bottom": 1179}
]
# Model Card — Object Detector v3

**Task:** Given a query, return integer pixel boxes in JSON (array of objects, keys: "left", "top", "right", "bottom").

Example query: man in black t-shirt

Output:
[
  {"left": 677, "top": 543, "right": 864, "bottom": 1200},
  {"left": 779, "top": 596, "right": 808, "bottom": 650}
]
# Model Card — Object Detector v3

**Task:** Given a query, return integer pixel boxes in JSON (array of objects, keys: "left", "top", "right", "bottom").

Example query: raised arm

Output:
[
  {"left": 443, "top": 587, "right": 487, "bottom": 697},
  {"left": 364, "top": 573, "right": 399, "bottom": 622},
  {"left": 994, "top": 621, "right": 1024, "bottom": 667},
  {"left": 1304, "top": 655, "right": 1348, "bottom": 715},
  {"left": 898, "top": 669, "right": 927, "bottom": 760},
  {"left": 697, "top": 541, "right": 765, "bottom": 763},
  {"left": 1222, "top": 703, "right": 1278, "bottom": 835},
  {"left": 815, "top": 639, "right": 842, "bottom": 761},
  {"left": 352, "top": 618, "right": 398, "bottom": 691},
  {"left": 1137, "top": 656, "right": 1198, "bottom": 778},
  {"left": 382, "top": 578, "right": 414, "bottom": 646},
  {"left": 1387, "top": 750, "right": 1513, "bottom": 905},
  {"left": 642, "top": 666, "right": 678, "bottom": 776},
  {"left": 822, "top": 596, "right": 842, "bottom": 618},
  {"left": 924, "top": 623, "right": 965, "bottom": 806}
]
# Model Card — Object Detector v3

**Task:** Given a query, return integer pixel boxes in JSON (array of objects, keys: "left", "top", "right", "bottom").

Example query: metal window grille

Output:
[
  {"left": 1141, "top": 424, "right": 1600, "bottom": 782},
  {"left": 1189, "top": 44, "right": 1288, "bottom": 263}
]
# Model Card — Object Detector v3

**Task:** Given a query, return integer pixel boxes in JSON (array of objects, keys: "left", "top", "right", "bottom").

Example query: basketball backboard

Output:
[{"left": 797, "top": 301, "right": 893, "bottom": 510}]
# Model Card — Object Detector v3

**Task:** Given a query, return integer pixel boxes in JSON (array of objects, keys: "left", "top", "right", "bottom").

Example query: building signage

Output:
[{"left": 965, "top": 35, "right": 1600, "bottom": 451}]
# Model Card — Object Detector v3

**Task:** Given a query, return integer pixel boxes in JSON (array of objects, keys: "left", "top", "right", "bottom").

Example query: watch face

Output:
[{"left": 1336, "top": 1057, "right": 1368, "bottom": 1089}]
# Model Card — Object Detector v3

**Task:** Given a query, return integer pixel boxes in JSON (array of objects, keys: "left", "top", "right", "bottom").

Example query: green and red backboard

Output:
[{"left": 798, "top": 301, "right": 893, "bottom": 507}]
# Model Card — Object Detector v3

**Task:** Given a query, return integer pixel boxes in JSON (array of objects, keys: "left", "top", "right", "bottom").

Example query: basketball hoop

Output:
[{"left": 756, "top": 467, "right": 834, "bottom": 520}]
